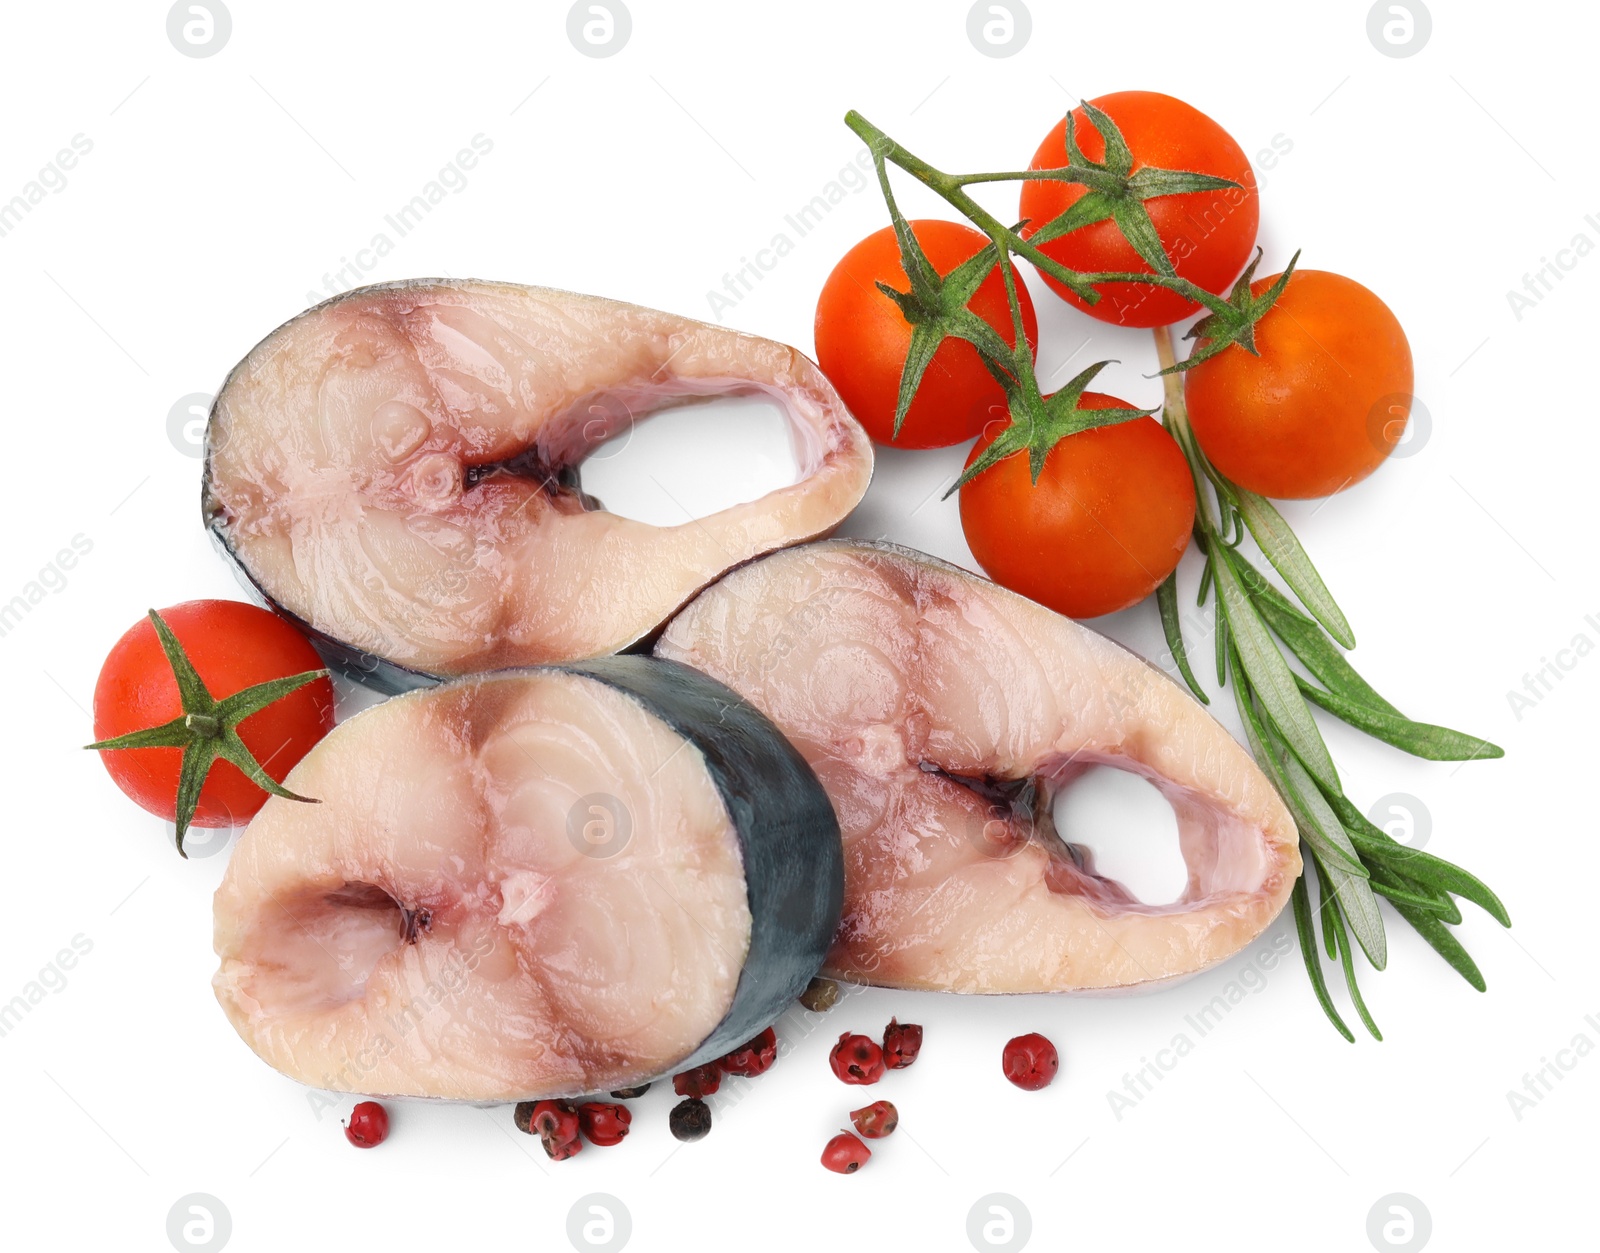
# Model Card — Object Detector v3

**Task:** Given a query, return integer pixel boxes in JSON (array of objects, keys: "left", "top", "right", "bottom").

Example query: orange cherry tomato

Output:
[{"left": 1183, "top": 269, "right": 1413, "bottom": 499}]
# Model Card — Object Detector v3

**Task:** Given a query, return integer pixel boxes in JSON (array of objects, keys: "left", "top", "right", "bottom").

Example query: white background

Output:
[{"left": 1, "top": 2, "right": 1594, "bottom": 1251}]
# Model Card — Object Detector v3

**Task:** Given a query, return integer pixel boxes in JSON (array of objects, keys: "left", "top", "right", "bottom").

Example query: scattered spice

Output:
[
  {"left": 577, "top": 1102, "right": 632, "bottom": 1147},
  {"left": 673, "top": 1063, "right": 723, "bottom": 1099},
  {"left": 821, "top": 1130, "right": 871, "bottom": 1174},
  {"left": 829, "top": 1032, "right": 886, "bottom": 1085},
  {"left": 719, "top": 1027, "right": 778, "bottom": 1078},
  {"left": 799, "top": 977, "right": 840, "bottom": 1012},
  {"left": 848, "top": 1100, "right": 898, "bottom": 1139},
  {"left": 516, "top": 1099, "right": 582, "bottom": 1159},
  {"left": 1002, "top": 1032, "right": 1059, "bottom": 1091},
  {"left": 882, "top": 1018, "right": 922, "bottom": 1069},
  {"left": 669, "top": 1098, "right": 713, "bottom": 1142},
  {"left": 343, "top": 1100, "right": 389, "bottom": 1148}
]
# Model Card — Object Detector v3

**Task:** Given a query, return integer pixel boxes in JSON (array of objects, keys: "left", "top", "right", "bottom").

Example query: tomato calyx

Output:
[
  {"left": 865, "top": 172, "right": 1021, "bottom": 440},
  {"left": 1024, "top": 100, "right": 1242, "bottom": 278},
  {"left": 1158, "top": 248, "right": 1301, "bottom": 375},
  {"left": 86, "top": 609, "right": 327, "bottom": 856},
  {"left": 874, "top": 240, "right": 1019, "bottom": 440},
  {"left": 948, "top": 359, "right": 1156, "bottom": 494}
]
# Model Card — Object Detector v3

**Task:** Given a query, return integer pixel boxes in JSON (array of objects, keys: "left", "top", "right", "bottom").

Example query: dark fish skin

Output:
[
  {"left": 213, "top": 655, "right": 844, "bottom": 1103},
  {"left": 568, "top": 656, "right": 844, "bottom": 1070}
]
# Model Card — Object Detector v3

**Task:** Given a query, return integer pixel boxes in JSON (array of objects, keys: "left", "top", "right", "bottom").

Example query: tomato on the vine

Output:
[
  {"left": 1019, "top": 91, "right": 1258, "bottom": 328},
  {"left": 1183, "top": 269, "right": 1413, "bottom": 499},
  {"left": 959, "top": 395, "right": 1196, "bottom": 619},
  {"left": 91, "top": 600, "right": 334, "bottom": 840},
  {"left": 814, "top": 219, "right": 1038, "bottom": 449}
]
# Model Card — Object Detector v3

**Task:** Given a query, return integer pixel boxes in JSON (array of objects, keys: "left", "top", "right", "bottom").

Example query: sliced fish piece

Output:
[
  {"left": 212, "top": 657, "right": 842, "bottom": 1101},
  {"left": 203, "top": 280, "right": 873, "bottom": 688},
  {"left": 656, "top": 540, "right": 1301, "bottom": 993}
]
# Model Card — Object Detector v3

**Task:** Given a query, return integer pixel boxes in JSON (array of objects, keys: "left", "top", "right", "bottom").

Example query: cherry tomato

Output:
[
  {"left": 1019, "top": 91, "right": 1258, "bottom": 328},
  {"left": 815, "top": 219, "right": 1038, "bottom": 448},
  {"left": 959, "top": 395, "right": 1196, "bottom": 619},
  {"left": 92, "top": 600, "right": 334, "bottom": 827},
  {"left": 1183, "top": 269, "right": 1413, "bottom": 499}
]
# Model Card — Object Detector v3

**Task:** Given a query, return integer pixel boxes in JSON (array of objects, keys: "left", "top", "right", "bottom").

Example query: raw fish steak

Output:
[
  {"left": 212, "top": 657, "right": 841, "bottom": 1101},
  {"left": 656, "top": 541, "right": 1301, "bottom": 993},
  {"left": 203, "top": 280, "right": 873, "bottom": 688}
]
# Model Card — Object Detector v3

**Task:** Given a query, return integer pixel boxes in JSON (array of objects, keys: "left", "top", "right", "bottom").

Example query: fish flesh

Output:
[
  {"left": 203, "top": 280, "right": 873, "bottom": 689},
  {"left": 212, "top": 657, "right": 842, "bottom": 1101},
  {"left": 656, "top": 540, "right": 1300, "bottom": 993}
]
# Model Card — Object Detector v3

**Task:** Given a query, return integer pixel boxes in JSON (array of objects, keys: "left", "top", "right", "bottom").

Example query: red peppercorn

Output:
[
  {"left": 528, "top": 1099, "right": 579, "bottom": 1142},
  {"left": 882, "top": 1018, "right": 923, "bottom": 1069},
  {"left": 829, "top": 1032, "right": 886, "bottom": 1085},
  {"left": 848, "top": 1099, "right": 898, "bottom": 1139},
  {"left": 1002, "top": 1032, "right": 1059, "bottom": 1090},
  {"left": 821, "top": 1130, "right": 872, "bottom": 1174},
  {"left": 673, "top": 1063, "right": 723, "bottom": 1099},
  {"left": 719, "top": 1026, "right": 778, "bottom": 1077},
  {"left": 343, "top": 1100, "right": 389, "bottom": 1148},
  {"left": 576, "top": 1102, "right": 632, "bottom": 1147},
  {"left": 516, "top": 1099, "right": 583, "bottom": 1159}
]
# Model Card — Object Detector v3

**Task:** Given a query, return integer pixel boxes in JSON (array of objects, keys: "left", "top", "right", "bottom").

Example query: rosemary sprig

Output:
[{"left": 1157, "top": 325, "right": 1509, "bottom": 1035}]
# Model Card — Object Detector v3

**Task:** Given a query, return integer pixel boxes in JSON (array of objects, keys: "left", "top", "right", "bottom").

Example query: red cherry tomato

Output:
[
  {"left": 815, "top": 219, "right": 1038, "bottom": 448},
  {"left": 92, "top": 600, "right": 334, "bottom": 828},
  {"left": 1019, "top": 91, "right": 1258, "bottom": 328},
  {"left": 959, "top": 395, "right": 1196, "bottom": 619}
]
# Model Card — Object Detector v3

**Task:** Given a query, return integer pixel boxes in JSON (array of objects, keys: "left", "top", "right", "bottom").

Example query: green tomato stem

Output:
[
  {"left": 1154, "top": 325, "right": 1221, "bottom": 538},
  {"left": 845, "top": 110, "right": 1099, "bottom": 302},
  {"left": 185, "top": 711, "right": 221, "bottom": 738}
]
